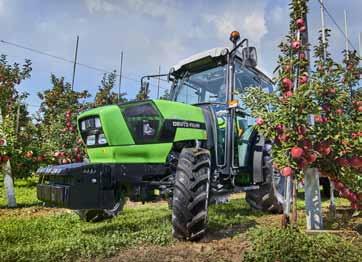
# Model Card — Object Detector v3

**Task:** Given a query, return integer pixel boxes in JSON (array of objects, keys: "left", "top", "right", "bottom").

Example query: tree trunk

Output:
[{"left": 3, "top": 160, "right": 16, "bottom": 207}]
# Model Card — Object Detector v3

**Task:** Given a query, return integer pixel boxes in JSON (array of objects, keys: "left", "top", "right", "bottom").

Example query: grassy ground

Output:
[{"left": 0, "top": 177, "right": 361, "bottom": 262}]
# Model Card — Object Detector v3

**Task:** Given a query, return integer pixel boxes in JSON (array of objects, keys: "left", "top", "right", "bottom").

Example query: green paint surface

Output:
[
  {"left": 78, "top": 105, "right": 135, "bottom": 146},
  {"left": 87, "top": 143, "right": 173, "bottom": 163},
  {"left": 174, "top": 128, "right": 207, "bottom": 141},
  {"left": 154, "top": 100, "right": 205, "bottom": 122}
]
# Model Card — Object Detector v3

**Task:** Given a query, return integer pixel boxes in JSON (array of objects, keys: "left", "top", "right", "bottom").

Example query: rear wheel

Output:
[
  {"left": 75, "top": 195, "right": 126, "bottom": 222},
  {"left": 245, "top": 141, "right": 283, "bottom": 213},
  {"left": 172, "top": 147, "right": 211, "bottom": 241}
]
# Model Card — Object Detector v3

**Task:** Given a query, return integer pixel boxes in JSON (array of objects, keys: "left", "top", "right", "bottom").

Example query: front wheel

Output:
[{"left": 172, "top": 147, "right": 211, "bottom": 241}]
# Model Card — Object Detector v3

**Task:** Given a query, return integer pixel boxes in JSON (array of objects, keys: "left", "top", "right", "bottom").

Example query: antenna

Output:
[
  {"left": 344, "top": 10, "right": 349, "bottom": 60},
  {"left": 320, "top": 0, "right": 327, "bottom": 61},
  {"left": 118, "top": 51, "right": 124, "bottom": 103},
  {"left": 71, "top": 35, "right": 79, "bottom": 90}
]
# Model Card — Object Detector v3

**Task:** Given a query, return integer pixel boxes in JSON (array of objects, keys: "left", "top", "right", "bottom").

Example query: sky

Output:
[{"left": 0, "top": 0, "right": 361, "bottom": 114}]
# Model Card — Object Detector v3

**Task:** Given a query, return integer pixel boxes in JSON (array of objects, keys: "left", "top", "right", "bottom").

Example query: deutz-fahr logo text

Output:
[{"left": 172, "top": 121, "right": 201, "bottom": 129}]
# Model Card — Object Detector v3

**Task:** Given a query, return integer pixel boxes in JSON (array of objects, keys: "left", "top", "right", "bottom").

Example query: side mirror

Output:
[{"left": 242, "top": 47, "right": 257, "bottom": 67}]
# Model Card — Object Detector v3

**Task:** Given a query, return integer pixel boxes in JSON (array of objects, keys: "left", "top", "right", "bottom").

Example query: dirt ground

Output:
[
  {"left": 99, "top": 203, "right": 361, "bottom": 262},
  {"left": 1, "top": 194, "right": 360, "bottom": 262}
]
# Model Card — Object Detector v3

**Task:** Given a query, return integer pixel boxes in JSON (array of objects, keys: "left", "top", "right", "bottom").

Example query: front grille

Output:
[{"left": 122, "top": 102, "right": 162, "bottom": 144}]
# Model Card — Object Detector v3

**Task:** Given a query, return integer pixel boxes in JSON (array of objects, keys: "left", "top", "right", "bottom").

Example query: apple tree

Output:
[{"left": 37, "top": 75, "right": 90, "bottom": 165}]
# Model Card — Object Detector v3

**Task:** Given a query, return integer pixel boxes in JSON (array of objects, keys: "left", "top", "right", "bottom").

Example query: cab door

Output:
[{"left": 233, "top": 109, "right": 256, "bottom": 186}]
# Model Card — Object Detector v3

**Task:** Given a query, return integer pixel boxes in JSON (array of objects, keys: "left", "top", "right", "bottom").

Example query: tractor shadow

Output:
[
  {"left": 0, "top": 202, "right": 42, "bottom": 209},
  {"left": 81, "top": 198, "right": 269, "bottom": 243}
]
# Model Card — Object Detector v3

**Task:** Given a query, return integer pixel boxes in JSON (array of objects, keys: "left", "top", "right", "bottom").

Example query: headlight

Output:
[
  {"left": 80, "top": 117, "right": 101, "bottom": 131},
  {"left": 86, "top": 135, "right": 96, "bottom": 146},
  {"left": 98, "top": 134, "right": 107, "bottom": 145},
  {"left": 81, "top": 121, "right": 86, "bottom": 131},
  {"left": 95, "top": 118, "right": 101, "bottom": 128}
]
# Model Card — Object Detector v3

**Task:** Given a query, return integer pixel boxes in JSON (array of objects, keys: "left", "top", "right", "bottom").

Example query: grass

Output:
[{"left": 0, "top": 177, "right": 361, "bottom": 261}]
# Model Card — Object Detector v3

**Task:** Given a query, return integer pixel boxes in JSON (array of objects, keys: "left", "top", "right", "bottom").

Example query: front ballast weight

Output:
[{"left": 36, "top": 162, "right": 168, "bottom": 210}]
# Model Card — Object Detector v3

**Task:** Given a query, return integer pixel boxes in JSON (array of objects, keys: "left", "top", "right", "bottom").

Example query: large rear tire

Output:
[
  {"left": 172, "top": 147, "right": 211, "bottom": 241},
  {"left": 75, "top": 195, "right": 126, "bottom": 222},
  {"left": 245, "top": 141, "right": 283, "bottom": 213}
]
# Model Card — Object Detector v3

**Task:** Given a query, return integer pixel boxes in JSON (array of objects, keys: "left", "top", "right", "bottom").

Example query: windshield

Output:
[
  {"left": 173, "top": 65, "right": 227, "bottom": 104},
  {"left": 172, "top": 62, "right": 273, "bottom": 105}
]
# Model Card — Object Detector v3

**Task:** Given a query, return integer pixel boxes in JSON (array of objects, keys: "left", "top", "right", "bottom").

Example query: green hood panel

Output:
[
  {"left": 78, "top": 105, "right": 135, "bottom": 146},
  {"left": 87, "top": 143, "right": 172, "bottom": 163},
  {"left": 153, "top": 100, "right": 205, "bottom": 122}
]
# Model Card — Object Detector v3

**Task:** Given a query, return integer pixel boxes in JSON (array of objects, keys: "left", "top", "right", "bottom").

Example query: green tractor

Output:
[{"left": 37, "top": 31, "right": 284, "bottom": 240}]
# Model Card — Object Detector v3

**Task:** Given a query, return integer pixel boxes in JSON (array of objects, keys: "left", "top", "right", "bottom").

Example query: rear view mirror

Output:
[{"left": 242, "top": 47, "right": 257, "bottom": 67}]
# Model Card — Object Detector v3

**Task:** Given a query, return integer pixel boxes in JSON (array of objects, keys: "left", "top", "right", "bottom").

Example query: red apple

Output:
[
  {"left": 314, "top": 115, "right": 324, "bottom": 123},
  {"left": 358, "top": 106, "right": 362, "bottom": 112},
  {"left": 328, "top": 88, "right": 336, "bottom": 94},
  {"left": 306, "top": 152, "right": 317, "bottom": 164},
  {"left": 350, "top": 156, "right": 362, "bottom": 169},
  {"left": 284, "top": 91, "right": 293, "bottom": 98},
  {"left": 333, "top": 181, "right": 344, "bottom": 191},
  {"left": 54, "top": 151, "right": 60, "bottom": 158},
  {"left": 256, "top": 118, "right": 264, "bottom": 126},
  {"left": 335, "top": 108, "right": 343, "bottom": 115},
  {"left": 316, "top": 143, "right": 332, "bottom": 156},
  {"left": 2, "top": 155, "right": 9, "bottom": 162},
  {"left": 281, "top": 167, "right": 293, "bottom": 177},
  {"left": 277, "top": 133, "right": 289, "bottom": 142},
  {"left": 336, "top": 157, "right": 350, "bottom": 168},
  {"left": 291, "top": 146, "right": 304, "bottom": 159},
  {"left": 275, "top": 124, "right": 285, "bottom": 134},
  {"left": 342, "top": 188, "right": 351, "bottom": 198},
  {"left": 297, "top": 158, "right": 308, "bottom": 169},
  {"left": 282, "top": 78, "right": 293, "bottom": 90},
  {"left": 299, "top": 75, "right": 308, "bottom": 84},
  {"left": 25, "top": 151, "right": 33, "bottom": 159},
  {"left": 296, "top": 125, "right": 306, "bottom": 135},
  {"left": 296, "top": 18, "right": 305, "bottom": 28},
  {"left": 322, "top": 146, "right": 331, "bottom": 155},
  {"left": 347, "top": 192, "right": 358, "bottom": 203},
  {"left": 322, "top": 104, "right": 331, "bottom": 112},
  {"left": 291, "top": 40, "right": 301, "bottom": 50},
  {"left": 300, "top": 139, "right": 312, "bottom": 150}
]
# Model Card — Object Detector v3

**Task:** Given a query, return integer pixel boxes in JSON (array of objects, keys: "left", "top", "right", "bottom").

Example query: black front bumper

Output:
[{"left": 36, "top": 162, "right": 167, "bottom": 209}]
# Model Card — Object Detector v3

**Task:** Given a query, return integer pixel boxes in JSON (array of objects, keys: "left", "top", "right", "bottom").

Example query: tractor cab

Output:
[{"left": 167, "top": 32, "right": 274, "bottom": 187}]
